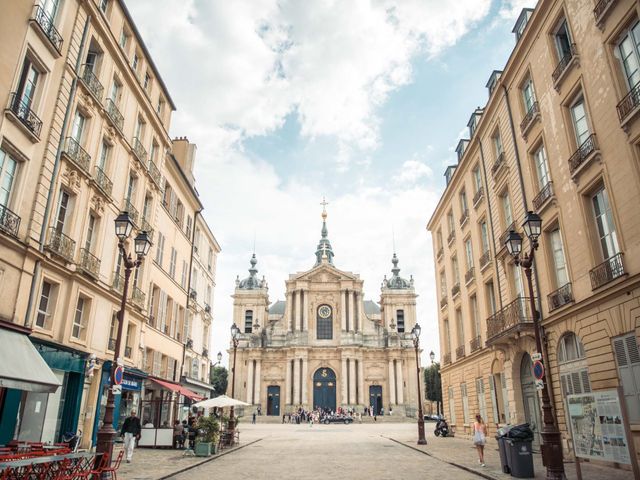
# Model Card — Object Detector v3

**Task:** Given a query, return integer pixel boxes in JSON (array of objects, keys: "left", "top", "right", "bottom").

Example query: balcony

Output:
[
  {"left": 590, "top": 253, "right": 625, "bottom": 290},
  {"left": 479, "top": 250, "right": 491, "bottom": 271},
  {"left": 105, "top": 98, "right": 124, "bottom": 131},
  {"left": 470, "top": 335, "right": 482, "bottom": 353},
  {"left": 132, "top": 286, "right": 146, "bottom": 309},
  {"left": 451, "top": 282, "right": 460, "bottom": 298},
  {"left": 436, "top": 247, "right": 444, "bottom": 262},
  {"left": 148, "top": 159, "right": 162, "bottom": 187},
  {"left": 93, "top": 166, "right": 113, "bottom": 197},
  {"left": 447, "top": 230, "right": 456, "bottom": 246},
  {"left": 552, "top": 44, "right": 578, "bottom": 89},
  {"left": 30, "top": 4, "right": 63, "bottom": 54},
  {"left": 594, "top": 0, "right": 616, "bottom": 28},
  {"left": 486, "top": 296, "right": 535, "bottom": 346},
  {"left": 491, "top": 152, "right": 505, "bottom": 177},
  {"left": 473, "top": 187, "right": 484, "bottom": 208},
  {"left": 78, "top": 248, "right": 100, "bottom": 279},
  {"left": 7, "top": 93, "right": 43, "bottom": 139},
  {"left": 132, "top": 137, "right": 148, "bottom": 166},
  {"left": 443, "top": 352, "right": 451, "bottom": 366},
  {"left": 520, "top": 101, "right": 540, "bottom": 138},
  {"left": 0, "top": 205, "right": 21, "bottom": 238},
  {"left": 46, "top": 227, "right": 75, "bottom": 262},
  {"left": 568, "top": 134, "right": 599, "bottom": 178},
  {"left": 532, "top": 181, "right": 554, "bottom": 211},
  {"left": 80, "top": 64, "right": 104, "bottom": 101},
  {"left": 140, "top": 216, "right": 154, "bottom": 238},
  {"left": 123, "top": 199, "right": 139, "bottom": 225},
  {"left": 440, "top": 295, "right": 448, "bottom": 309},
  {"left": 499, "top": 222, "right": 516, "bottom": 252},
  {"left": 617, "top": 82, "right": 640, "bottom": 126},
  {"left": 464, "top": 267, "right": 475, "bottom": 285},
  {"left": 63, "top": 137, "right": 91, "bottom": 175},
  {"left": 455, "top": 345, "right": 466, "bottom": 360},
  {"left": 459, "top": 210, "right": 469, "bottom": 228},
  {"left": 548, "top": 282, "right": 573, "bottom": 311},
  {"left": 112, "top": 271, "right": 125, "bottom": 294}
]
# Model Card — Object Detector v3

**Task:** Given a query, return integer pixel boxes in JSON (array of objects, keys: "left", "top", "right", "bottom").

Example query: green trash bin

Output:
[{"left": 505, "top": 438, "right": 534, "bottom": 478}]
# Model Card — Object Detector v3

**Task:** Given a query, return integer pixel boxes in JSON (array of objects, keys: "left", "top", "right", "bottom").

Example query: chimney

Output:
[{"left": 171, "top": 137, "right": 196, "bottom": 186}]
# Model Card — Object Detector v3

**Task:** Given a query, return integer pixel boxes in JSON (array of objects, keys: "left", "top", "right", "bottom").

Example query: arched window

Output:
[
  {"left": 316, "top": 305, "right": 333, "bottom": 339},
  {"left": 557, "top": 332, "right": 591, "bottom": 395}
]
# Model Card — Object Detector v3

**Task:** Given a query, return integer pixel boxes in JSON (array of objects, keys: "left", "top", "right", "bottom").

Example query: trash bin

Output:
[
  {"left": 505, "top": 439, "right": 534, "bottom": 478},
  {"left": 496, "top": 435, "right": 510, "bottom": 474}
]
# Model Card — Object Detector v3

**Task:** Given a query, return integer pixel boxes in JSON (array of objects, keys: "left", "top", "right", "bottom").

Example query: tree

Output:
[
  {"left": 209, "top": 366, "right": 228, "bottom": 397},
  {"left": 423, "top": 362, "right": 442, "bottom": 415}
]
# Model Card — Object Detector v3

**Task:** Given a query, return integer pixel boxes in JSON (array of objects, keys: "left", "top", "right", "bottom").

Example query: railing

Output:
[
  {"left": 132, "top": 137, "right": 148, "bottom": 165},
  {"left": 123, "top": 199, "right": 139, "bottom": 225},
  {"left": 64, "top": 137, "right": 91, "bottom": 174},
  {"left": 479, "top": 250, "right": 491, "bottom": 270},
  {"left": 46, "top": 227, "right": 75, "bottom": 261},
  {"left": 532, "top": 181, "right": 553, "bottom": 210},
  {"left": 31, "top": 5, "right": 63, "bottom": 52},
  {"left": 78, "top": 248, "right": 100, "bottom": 278},
  {"left": 108, "top": 338, "right": 116, "bottom": 351},
  {"left": 499, "top": 222, "right": 516, "bottom": 249},
  {"left": 487, "top": 296, "right": 535, "bottom": 341},
  {"left": 140, "top": 216, "right": 154, "bottom": 237},
  {"left": 0, "top": 204, "right": 21, "bottom": 237},
  {"left": 440, "top": 295, "right": 448, "bottom": 309},
  {"left": 451, "top": 282, "right": 460, "bottom": 298},
  {"left": 548, "top": 282, "right": 573, "bottom": 311},
  {"left": 459, "top": 210, "right": 469, "bottom": 227},
  {"left": 443, "top": 352, "right": 451, "bottom": 365},
  {"left": 105, "top": 98, "right": 124, "bottom": 131},
  {"left": 456, "top": 345, "right": 466, "bottom": 359},
  {"left": 470, "top": 335, "right": 482, "bottom": 353},
  {"left": 132, "top": 286, "right": 146, "bottom": 308},
  {"left": 465, "top": 267, "right": 475, "bottom": 284},
  {"left": 568, "top": 134, "right": 598, "bottom": 174},
  {"left": 491, "top": 152, "right": 505, "bottom": 177},
  {"left": 473, "top": 186, "right": 484, "bottom": 206},
  {"left": 148, "top": 159, "right": 162, "bottom": 187},
  {"left": 617, "top": 82, "right": 640, "bottom": 123},
  {"left": 594, "top": 0, "right": 616, "bottom": 24},
  {"left": 8, "top": 93, "right": 43, "bottom": 137},
  {"left": 112, "top": 271, "right": 124, "bottom": 294},
  {"left": 447, "top": 230, "right": 456, "bottom": 245},
  {"left": 520, "top": 101, "right": 539, "bottom": 136},
  {"left": 590, "top": 253, "right": 625, "bottom": 290},
  {"left": 552, "top": 44, "right": 577, "bottom": 84},
  {"left": 80, "top": 64, "right": 104, "bottom": 100},
  {"left": 93, "top": 166, "right": 113, "bottom": 197},
  {"left": 436, "top": 247, "right": 444, "bottom": 261},
  {"left": 125, "top": 346, "right": 132, "bottom": 358}
]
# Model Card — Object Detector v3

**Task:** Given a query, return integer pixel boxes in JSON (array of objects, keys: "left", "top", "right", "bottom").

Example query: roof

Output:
[
  {"left": 269, "top": 300, "right": 286, "bottom": 315},
  {"left": 364, "top": 300, "right": 380, "bottom": 315}
]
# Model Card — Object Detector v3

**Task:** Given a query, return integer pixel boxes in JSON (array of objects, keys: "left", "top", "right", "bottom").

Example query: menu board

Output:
[{"left": 566, "top": 390, "right": 631, "bottom": 464}]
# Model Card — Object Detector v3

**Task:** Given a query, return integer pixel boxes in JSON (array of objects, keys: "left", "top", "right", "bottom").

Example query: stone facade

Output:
[{"left": 427, "top": 0, "right": 640, "bottom": 465}]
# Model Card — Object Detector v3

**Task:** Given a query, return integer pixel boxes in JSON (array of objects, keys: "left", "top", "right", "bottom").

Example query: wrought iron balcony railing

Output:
[
  {"left": 594, "top": 0, "right": 616, "bottom": 26},
  {"left": 473, "top": 186, "right": 484, "bottom": 207},
  {"left": 451, "top": 282, "right": 460, "bottom": 298},
  {"left": 447, "top": 230, "right": 456, "bottom": 245},
  {"left": 464, "top": 267, "right": 475, "bottom": 284},
  {"left": 456, "top": 344, "right": 466, "bottom": 359},
  {"left": 548, "top": 282, "right": 573, "bottom": 311},
  {"left": 46, "top": 227, "right": 75, "bottom": 262},
  {"left": 499, "top": 222, "right": 516, "bottom": 249},
  {"left": 520, "top": 101, "right": 539, "bottom": 136},
  {"left": 31, "top": 5, "right": 63, "bottom": 53},
  {"left": 486, "top": 296, "right": 535, "bottom": 342},
  {"left": 140, "top": 216, "right": 154, "bottom": 238},
  {"left": 479, "top": 250, "right": 491, "bottom": 270},
  {"left": 132, "top": 137, "right": 148, "bottom": 165},
  {"left": 440, "top": 295, "right": 448, "bottom": 309},
  {"left": 148, "top": 159, "right": 162, "bottom": 187},
  {"left": 459, "top": 210, "right": 469, "bottom": 227},
  {"left": 443, "top": 352, "right": 451, "bottom": 365},
  {"left": 112, "top": 271, "right": 125, "bottom": 294},
  {"left": 8, "top": 93, "right": 43, "bottom": 138},
  {"left": 552, "top": 44, "right": 577, "bottom": 85},
  {"left": 64, "top": 137, "right": 91, "bottom": 175},
  {"left": 0, "top": 204, "right": 21, "bottom": 238},
  {"left": 123, "top": 199, "right": 139, "bottom": 225},
  {"left": 93, "top": 166, "right": 113, "bottom": 197},
  {"left": 491, "top": 152, "right": 505, "bottom": 177},
  {"left": 132, "top": 286, "right": 146, "bottom": 309},
  {"left": 617, "top": 81, "right": 640, "bottom": 123},
  {"left": 568, "top": 134, "right": 598, "bottom": 175},
  {"left": 78, "top": 248, "right": 100, "bottom": 278},
  {"left": 80, "top": 64, "right": 104, "bottom": 100},
  {"left": 105, "top": 98, "right": 124, "bottom": 131},
  {"left": 470, "top": 335, "right": 482, "bottom": 353},
  {"left": 532, "top": 181, "right": 554, "bottom": 211},
  {"left": 590, "top": 253, "right": 625, "bottom": 290}
]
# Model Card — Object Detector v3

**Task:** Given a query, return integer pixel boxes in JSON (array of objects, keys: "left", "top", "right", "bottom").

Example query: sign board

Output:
[
  {"left": 113, "top": 366, "right": 124, "bottom": 385},
  {"left": 531, "top": 352, "right": 542, "bottom": 361},
  {"left": 112, "top": 384, "right": 122, "bottom": 395},
  {"left": 534, "top": 379, "right": 544, "bottom": 390},
  {"left": 566, "top": 390, "right": 631, "bottom": 465},
  {"left": 532, "top": 360, "right": 544, "bottom": 380}
]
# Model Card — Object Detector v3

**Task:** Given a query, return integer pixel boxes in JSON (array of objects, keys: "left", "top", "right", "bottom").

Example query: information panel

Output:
[{"left": 566, "top": 390, "right": 631, "bottom": 465}]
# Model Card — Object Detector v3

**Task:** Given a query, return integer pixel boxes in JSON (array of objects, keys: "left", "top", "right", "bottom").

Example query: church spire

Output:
[
  {"left": 315, "top": 197, "right": 335, "bottom": 266},
  {"left": 385, "top": 252, "right": 411, "bottom": 289},
  {"left": 238, "top": 253, "right": 264, "bottom": 289}
]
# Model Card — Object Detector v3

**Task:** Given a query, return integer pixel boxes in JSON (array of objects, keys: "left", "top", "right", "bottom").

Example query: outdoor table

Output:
[{"left": 0, "top": 451, "right": 98, "bottom": 479}]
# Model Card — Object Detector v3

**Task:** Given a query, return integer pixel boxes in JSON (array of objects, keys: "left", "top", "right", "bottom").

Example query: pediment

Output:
[{"left": 291, "top": 263, "right": 359, "bottom": 283}]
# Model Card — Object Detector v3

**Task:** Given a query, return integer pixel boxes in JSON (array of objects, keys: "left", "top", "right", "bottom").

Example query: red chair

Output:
[{"left": 101, "top": 450, "right": 124, "bottom": 480}]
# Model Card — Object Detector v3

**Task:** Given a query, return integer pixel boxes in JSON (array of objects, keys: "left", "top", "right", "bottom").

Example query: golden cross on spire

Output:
[{"left": 320, "top": 196, "right": 328, "bottom": 220}]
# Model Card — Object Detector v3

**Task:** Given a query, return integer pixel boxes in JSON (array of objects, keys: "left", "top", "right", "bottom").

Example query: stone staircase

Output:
[{"left": 252, "top": 414, "right": 416, "bottom": 424}]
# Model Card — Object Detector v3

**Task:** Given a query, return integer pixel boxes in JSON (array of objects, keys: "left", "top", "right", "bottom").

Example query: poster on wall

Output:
[{"left": 566, "top": 390, "right": 631, "bottom": 465}]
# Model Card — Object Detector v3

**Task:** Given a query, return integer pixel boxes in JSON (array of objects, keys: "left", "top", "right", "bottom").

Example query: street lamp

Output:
[
  {"left": 228, "top": 323, "right": 240, "bottom": 434},
  {"left": 96, "top": 212, "right": 151, "bottom": 462},
  {"left": 505, "top": 211, "right": 565, "bottom": 480},
  {"left": 216, "top": 351, "right": 223, "bottom": 365},
  {"left": 429, "top": 351, "right": 435, "bottom": 363},
  {"left": 411, "top": 323, "right": 427, "bottom": 445}
]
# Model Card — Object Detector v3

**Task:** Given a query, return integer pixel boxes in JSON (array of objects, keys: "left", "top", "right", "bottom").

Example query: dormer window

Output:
[
  {"left": 513, "top": 8, "right": 534, "bottom": 42},
  {"left": 444, "top": 165, "right": 457, "bottom": 185},
  {"left": 486, "top": 70, "right": 502, "bottom": 97},
  {"left": 456, "top": 139, "right": 469, "bottom": 161}
]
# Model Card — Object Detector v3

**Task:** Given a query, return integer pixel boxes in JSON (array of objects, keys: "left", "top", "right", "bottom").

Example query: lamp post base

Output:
[
  {"left": 95, "top": 425, "right": 116, "bottom": 462},
  {"left": 417, "top": 419, "right": 427, "bottom": 445}
]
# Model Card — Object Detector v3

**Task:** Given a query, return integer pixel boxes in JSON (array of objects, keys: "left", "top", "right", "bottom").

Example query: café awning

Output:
[
  {"left": 0, "top": 328, "right": 61, "bottom": 393},
  {"left": 150, "top": 377, "right": 204, "bottom": 401}
]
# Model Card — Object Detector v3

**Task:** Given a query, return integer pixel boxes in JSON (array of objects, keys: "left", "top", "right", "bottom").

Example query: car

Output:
[
  {"left": 424, "top": 414, "right": 443, "bottom": 422},
  {"left": 322, "top": 415, "right": 353, "bottom": 424}
]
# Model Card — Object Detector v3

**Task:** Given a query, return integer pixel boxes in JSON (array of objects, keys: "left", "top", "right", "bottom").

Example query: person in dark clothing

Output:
[{"left": 120, "top": 410, "right": 142, "bottom": 463}]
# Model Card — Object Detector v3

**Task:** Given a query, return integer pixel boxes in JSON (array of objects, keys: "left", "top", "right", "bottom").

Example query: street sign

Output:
[
  {"left": 535, "top": 379, "right": 544, "bottom": 390},
  {"left": 113, "top": 365, "right": 124, "bottom": 385},
  {"left": 112, "top": 384, "right": 122, "bottom": 395},
  {"left": 531, "top": 353, "right": 542, "bottom": 361},
  {"left": 532, "top": 360, "right": 545, "bottom": 380}
]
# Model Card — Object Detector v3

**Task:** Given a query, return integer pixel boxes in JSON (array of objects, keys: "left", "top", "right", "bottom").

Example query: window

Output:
[
  {"left": 42, "top": 0, "right": 60, "bottom": 19},
  {"left": 533, "top": 144, "right": 551, "bottom": 189},
  {"left": 554, "top": 19, "right": 573, "bottom": 60},
  {"left": 486, "top": 281, "right": 496, "bottom": 315},
  {"left": 134, "top": 117, "right": 145, "bottom": 140},
  {"left": 208, "top": 248, "right": 213, "bottom": 271},
  {"left": 155, "top": 232, "right": 165, "bottom": 265},
  {"left": 436, "top": 229, "right": 443, "bottom": 251},
  {"left": 181, "top": 260, "right": 188, "bottom": 289},
  {"left": 476, "top": 378, "right": 487, "bottom": 421},
  {"left": 443, "top": 319, "right": 451, "bottom": 353},
  {"left": 455, "top": 308, "right": 464, "bottom": 347},
  {"left": 125, "top": 324, "right": 135, "bottom": 358},
  {"left": 119, "top": 29, "right": 129, "bottom": 49},
  {"left": 149, "top": 141, "right": 158, "bottom": 164},
  {"left": 98, "top": 140, "right": 110, "bottom": 171},
  {"left": 460, "top": 190, "right": 468, "bottom": 215},
  {"left": 55, "top": 190, "right": 70, "bottom": 233},
  {"left": 186, "top": 216, "right": 192, "bottom": 238},
  {"left": 522, "top": 78, "right": 536, "bottom": 113},
  {"left": 169, "top": 248, "right": 177, "bottom": 278},
  {"left": 549, "top": 228, "right": 569, "bottom": 287},
  {"left": 84, "top": 213, "right": 96, "bottom": 252},
  {"left": 108, "top": 79, "right": 121, "bottom": 104},
  {"left": 613, "top": 333, "right": 640, "bottom": 421},
  {"left": 439, "top": 271, "right": 447, "bottom": 298},
  {"left": 470, "top": 295, "right": 480, "bottom": 339},
  {"left": 570, "top": 97, "right": 590, "bottom": 147},
  {"left": 451, "top": 256, "right": 459, "bottom": 284},
  {"left": 142, "top": 195, "right": 152, "bottom": 222},
  {"left": 72, "top": 296, "right": 88, "bottom": 340},
  {"left": 17, "top": 59, "right": 40, "bottom": 111},
  {"left": 448, "top": 386, "right": 456, "bottom": 424},
  {"left": 316, "top": 305, "right": 333, "bottom": 340},
  {"left": 464, "top": 239, "right": 473, "bottom": 270},
  {"left": 244, "top": 310, "right": 253, "bottom": 334},
  {"left": 144, "top": 72, "right": 151, "bottom": 91},
  {"left": 206, "top": 285, "right": 212, "bottom": 306},
  {"left": 558, "top": 332, "right": 591, "bottom": 411},
  {"left": 461, "top": 383, "right": 470, "bottom": 424},
  {"left": 512, "top": 263, "right": 525, "bottom": 298},
  {"left": 194, "top": 228, "right": 201, "bottom": 253},
  {"left": 126, "top": 173, "right": 137, "bottom": 203},
  {"left": 447, "top": 211, "right": 455, "bottom": 235},
  {"left": 493, "top": 132, "right": 503, "bottom": 158},
  {"left": 396, "top": 309, "right": 405, "bottom": 333},
  {"left": 480, "top": 220, "right": 489, "bottom": 254},
  {"left": 617, "top": 22, "right": 640, "bottom": 90},
  {"left": 500, "top": 193, "right": 513, "bottom": 228},
  {"left": 36, "top": 280, "right": 55, "bottom": 329},
  {"left": 0, "top": 148, "right": 18, "bottom": 208},
  {"left": 132, "top": 53, "right": 139, "bottom": 72},
  {"left": 108, "top": 312, "right": 117, "bottom": 350},
  {"left": 70, "top": 110, "right": 86, "bottom": 144},
  {"left": 473, "top": 168, "right": 482, "bottom": 194},
  {"left": 157, "top": 98, "right": 165, "bottom": 116},
  {"left": 592, "top": 186, "right": 619, "bottom": 260}
]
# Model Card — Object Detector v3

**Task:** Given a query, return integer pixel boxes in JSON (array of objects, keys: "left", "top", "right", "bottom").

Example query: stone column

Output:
[
  {"left": 349, "top": 358, "right": 356, "bottom": 404},
  {"left": 351, "top": 291, "right": 357, "bottom": 332},
  {"left": 246, "top": 360, "right": 254, "bottom": 404},
  {"left": 358, "top": 359, "right": 364, "bottom": 405},
  {"left": 388, "top": 360, "right": 396, "bottom": 405},
  {"left": 285, "top": 292, "right": 291, "bottom": 332},
  {"left": 341, "top": 290, "right": 346, "bottom": 331},
  {"left": 293, "top": 358, "right": 300, "bottom": 406},
  {"left": 301, "top": 357, "right": 308, "bottom": 405},
  {"left": 291, "top": 291, "right": 296, "bottom": 332},
  {"left": 341, "top": 357, "right": 348, "bottom": 405},
  {"left": 254, "top": 360, "right": 261, "bottom": 405},
  {"left": 396, "top": 360, "right": 404, "bottom": 404},
  {"left": 285, "top": 358, "right": 292, "bottom": 405},
  {"left": 302, "top": 290, "right": 308, "bottom": 331}
]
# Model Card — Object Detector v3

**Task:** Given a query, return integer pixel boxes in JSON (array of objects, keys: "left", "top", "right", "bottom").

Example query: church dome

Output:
[
  {"left": 237, "top": 254, "right": 264, "bottom": 290},
  {"left": 385, "top": 253, "right": 412, "bottom": 289}
]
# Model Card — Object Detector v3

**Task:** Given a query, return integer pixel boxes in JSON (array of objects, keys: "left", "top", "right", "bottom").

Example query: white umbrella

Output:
[{"left": 193, "top": 395, "right": 250, "bottom": 409}]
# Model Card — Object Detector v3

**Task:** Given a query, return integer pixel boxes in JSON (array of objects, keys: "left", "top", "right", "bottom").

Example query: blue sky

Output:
[{"left": 129, "top": 0, "right": 537, "bottom": 363}]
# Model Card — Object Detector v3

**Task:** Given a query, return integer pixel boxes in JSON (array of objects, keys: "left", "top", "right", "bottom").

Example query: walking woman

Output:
[{"left": 473, "top": 414, "right": 488, "bottom": 467}]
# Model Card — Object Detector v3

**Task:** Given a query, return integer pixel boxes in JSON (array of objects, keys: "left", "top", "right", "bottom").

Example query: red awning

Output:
[{"left": 150, "top": 377, "right": 204, "bottom": 401}]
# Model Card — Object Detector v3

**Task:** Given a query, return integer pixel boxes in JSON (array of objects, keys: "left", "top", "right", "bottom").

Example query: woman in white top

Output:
[{"left": 473, "top": 414, "right": 488, "bottom": 467}]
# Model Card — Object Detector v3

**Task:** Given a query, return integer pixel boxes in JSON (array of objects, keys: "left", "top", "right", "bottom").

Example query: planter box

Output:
[{"left": 195, "top": 442, "right": 213, "bottom": 457}]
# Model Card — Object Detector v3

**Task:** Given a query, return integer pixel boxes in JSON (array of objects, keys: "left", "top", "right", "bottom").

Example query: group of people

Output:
[
  {"left": 172, "top": 417, "right": 201, "bottom": 450},
  {"left": 281, "top": 407, "right": 322, "bottom": 424}
]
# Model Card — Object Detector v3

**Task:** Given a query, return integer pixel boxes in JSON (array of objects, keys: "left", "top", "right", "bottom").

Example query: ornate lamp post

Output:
[
  {"left": 228, "top": 323, "right": 240, "bottom": 433},
  {"left": 505, "top": 211, "right": 565, "bottom": 480},
  {"left": 215, "top": 351, "right": 223, "bottom": 366},
  {"left": 411, "top": 323, "right": 427, "bottom": 445},
  {"left": 96, "top": 212, "right": 151, "bottom": 461}
]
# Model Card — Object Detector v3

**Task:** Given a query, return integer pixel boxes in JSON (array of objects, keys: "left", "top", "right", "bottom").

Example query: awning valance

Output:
[
  {"left": 150, "top": 377, "right": 204, "bottom": 401},
  {"left": 0, "top": 328, "right": 61, "bottom": 393}
]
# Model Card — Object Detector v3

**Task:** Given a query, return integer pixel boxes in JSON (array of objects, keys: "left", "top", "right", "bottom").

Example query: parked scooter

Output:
[
  {"left": 61, "top": 430, "right": 83, "bottom": 452},
  {"left": 434, "top": 418, "right": 451, "bottom": 437}
]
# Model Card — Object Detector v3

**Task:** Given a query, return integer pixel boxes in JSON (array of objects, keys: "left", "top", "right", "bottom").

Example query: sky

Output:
[{"left": 127, "top": 0, "right": 537, "bottom": 366}]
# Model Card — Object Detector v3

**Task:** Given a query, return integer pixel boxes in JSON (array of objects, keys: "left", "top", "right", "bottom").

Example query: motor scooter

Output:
[{"left": 434, "top": 418, "right": 450, "bottom": 437}]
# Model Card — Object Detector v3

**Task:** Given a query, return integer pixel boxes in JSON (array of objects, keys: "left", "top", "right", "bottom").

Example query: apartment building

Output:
[
  {"left": 0, "top": 0, "right": 219, "bottom": 449},
  {"left": 427, "top": 0, "right": 640, "bottom": 464}
]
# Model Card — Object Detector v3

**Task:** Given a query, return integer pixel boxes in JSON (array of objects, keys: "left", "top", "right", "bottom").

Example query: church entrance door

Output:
[
  {"left": 267, "top": 386, "right": 280, "bottom": 416},
  {"left": 313, "top": 368, "right": 336, "bottom": 411},
  {"left": 369, "top": 385, "right": 383, "bottom": 415}
]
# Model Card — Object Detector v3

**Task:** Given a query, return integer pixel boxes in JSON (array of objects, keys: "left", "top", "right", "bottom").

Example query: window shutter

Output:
[
  {"left": 153, "top": 351, "right": 161, "bottom": 376},
  {"left": 489, "top": 375, "right": 499, "bottom": 423},
  {"left": 613, "top": 334, "right": 640, "bottom": 422},
  {"left": 580, "top": 369, "right": 591, "bottom": 393},
  {"left": 501, "top": 373, "right": 510, "bottom": 422}
]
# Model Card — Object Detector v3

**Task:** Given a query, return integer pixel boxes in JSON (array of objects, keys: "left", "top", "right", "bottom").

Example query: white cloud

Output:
[
  {"left": 498, "top": 0, "right": 539, "bottom": 20},
  {"left": 393, "top": 158, "right": 433, "bottom": 185}
]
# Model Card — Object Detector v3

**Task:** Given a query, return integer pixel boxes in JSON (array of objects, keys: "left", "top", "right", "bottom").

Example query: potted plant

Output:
[{"left": 194, "top": 415, "right": 220, "bottom": 457}]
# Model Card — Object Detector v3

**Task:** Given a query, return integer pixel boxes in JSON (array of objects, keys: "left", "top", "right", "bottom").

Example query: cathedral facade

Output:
[{"left": 229, "top": 209, "right": 421, "bottom": 417}]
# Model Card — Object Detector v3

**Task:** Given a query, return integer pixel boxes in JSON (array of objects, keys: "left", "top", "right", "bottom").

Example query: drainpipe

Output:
[{"left": 24, "top": 13, "right": 91, "bottom": 327}]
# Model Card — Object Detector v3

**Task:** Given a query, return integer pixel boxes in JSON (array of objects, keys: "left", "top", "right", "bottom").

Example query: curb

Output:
[
  {"left": 156, "top": 438, "right": 263, "bottom": 479},
  {"left": 385, "top": 436, "right": 498, "bottom": 480}
]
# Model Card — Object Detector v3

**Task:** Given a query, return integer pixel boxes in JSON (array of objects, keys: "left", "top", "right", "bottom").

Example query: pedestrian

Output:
[
  {"left": 473, "top": 414, "right": 488, "bottom": 467},
  {"left": 252, "top": 411, "right": 257, "bottom": 424},
  {"left": 172, "top": 420, "right": 184, "bottom": 449},
  {"left": 120, "top": 410, "right": 141, "bottom": 463}
]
